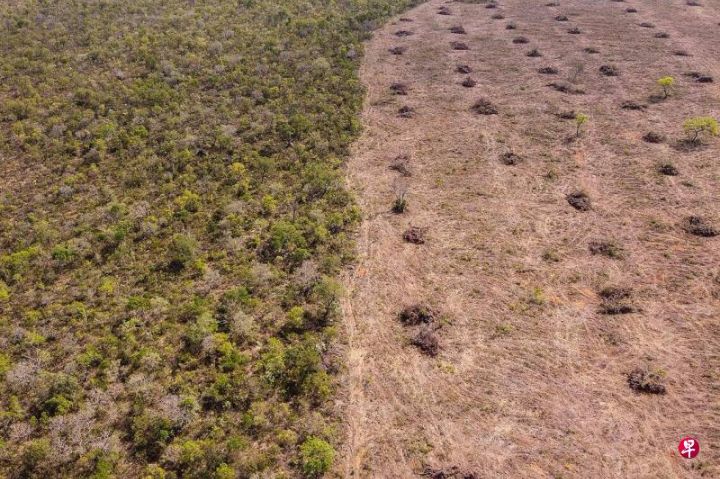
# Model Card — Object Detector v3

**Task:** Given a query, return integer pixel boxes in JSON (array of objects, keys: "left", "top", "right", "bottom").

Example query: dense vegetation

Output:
[{"left": 0, "top": 0, "right": 420, "bottom": 477}]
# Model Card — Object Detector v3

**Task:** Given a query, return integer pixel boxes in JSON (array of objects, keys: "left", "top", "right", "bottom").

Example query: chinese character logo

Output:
[{"left": 678, "top": 436, "right": 700, "bottom": 459}]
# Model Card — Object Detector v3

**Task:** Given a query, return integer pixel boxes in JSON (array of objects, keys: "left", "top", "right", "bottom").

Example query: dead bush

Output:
[
  {"left": 566, "top": 191, "right": 591, "bottom": 211},
  {"left": 654, "top": 32, "right": 670, "bottom": 38},
  {"left": 621, "top": 101, "right": 646, "bottom": 111},
  {"left": 438, "top": 6, "right": 452, "bottom": 15},
  {"left": 500, "top": 152, "right": 523, "bottom": 165},
  {"left": 471, "top": 98, "right": 498, "bottom": 115},
  {"left": 389, "top": 154, "right": 412, "bottom": 176},
  {"left": 527, "top": 48, "right": 542, "bottom": 57},
  {"left": 395, "top": 30, "right": 414, "bottom": 37},
  {"left": 398, "top": 105, "right": 415, "bottom": 118},
  {"left": 411, "top": 328, "right": 440, "bottom": 356},
  {"left": 555, "top": 14, "right": 568, "bottom": 21},
  {"left": 639, "top": 22, "right": 654, "bottom": 28},
  {"left": 627, "top": 368, "right": 666, "bottom": 395},
  {"left": 568, "top": 26, "right": 582, "bottom": 34},
  {"left": 589, "top": 240, "right": 624, "bottom": 259},
  {"left": 584, "top": 47, "right": 600, "bottom": 54},
  {"left": 657, "top": 163, "right": 678, "bottom": 176},
  {"left": 390, "top": 82, "right": 409, "bottom": 95},
  {"left": 450, "top": 25, "right": 466, "bottom": 34},
  {"left": 456, "top": 64, "right": 472, "bottom": 74},
  {"left": 512, "top": 36, "right": 529, "bottom": 44},
  {"left": 599, "top": 65, "right": 619, "bottom": 77},
  {"left": 683, "top": 216, "right": 718, "bottom": 237},
  {"left": 461, "top": 77, "right": 477, "bottom": 87},
  {"left": 389, "top": 46, "right": 407, "bottom": 55},
  {"left": 547, "top": 82, "right": 584, "bottom": 94},
  {"left": 538, "top": 66, "right": 558, "bottom": 74},
  {"left": 642, "top": 131, "right": 665, "bottom": 143},
  {"left": 450, "top": 41, "right": 470, "bottom": 50},
  {"left": 399, "top": 304, "right": 438, "bottom": 325},
  {"left": 403, "top": 226, "right": 426, "bottom": 244}
]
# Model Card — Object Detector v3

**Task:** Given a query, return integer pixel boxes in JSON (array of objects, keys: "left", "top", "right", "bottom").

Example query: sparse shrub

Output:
[
  {"left": 575, "top": 113, "right": 589, "bottom": 137},
  {"left": 657, "top": 76, "right": 675, "bottom": 98},
  {"left": 299, "top": 437, "right": 335, "bottom": 477},
  {"left": 392, "top": 178, "right": 408, "bottom": 213},
  {"left": 683, "top": 117, "right": 718, "bottom": 143}
]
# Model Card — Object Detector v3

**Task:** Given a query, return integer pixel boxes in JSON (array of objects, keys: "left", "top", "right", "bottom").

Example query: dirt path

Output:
[{"left": 341, "top": 1, "right": 720, "bottom": 477}]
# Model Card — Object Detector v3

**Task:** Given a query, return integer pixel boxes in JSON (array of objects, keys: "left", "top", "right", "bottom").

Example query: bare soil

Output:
[{"left": 341, "top": 0, "right": 720, "bottom": 477}]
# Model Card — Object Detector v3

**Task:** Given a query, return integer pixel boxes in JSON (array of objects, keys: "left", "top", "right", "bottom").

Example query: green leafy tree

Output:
[{"left": 683, "top": 117, "right": 719, "bottom": 143}]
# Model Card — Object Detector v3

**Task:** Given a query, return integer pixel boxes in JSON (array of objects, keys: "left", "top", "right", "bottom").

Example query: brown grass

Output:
[{"left": 341, "top": 0, "right": 720, "bottom": 477}]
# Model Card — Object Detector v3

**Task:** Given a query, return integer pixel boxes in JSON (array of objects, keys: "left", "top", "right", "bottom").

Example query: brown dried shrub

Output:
[
  {"left": 627, "top": 368, "right": 666, "bottom": 395},
  {"left": 399, "top": 304, "right": 438, "bottom": 325}
]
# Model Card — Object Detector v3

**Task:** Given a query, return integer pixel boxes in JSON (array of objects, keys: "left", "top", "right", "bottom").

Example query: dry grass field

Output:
[{"left": 341, "top": 0, "right": 720, "bottom": 477}]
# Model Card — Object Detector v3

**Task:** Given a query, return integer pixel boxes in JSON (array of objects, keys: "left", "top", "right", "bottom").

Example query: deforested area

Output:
[
  {"left": 343, "top": 0, "right": 720, "bottom": 477},
  {"left": 0, "top": 0, "right": 421, "bottom": 477}
]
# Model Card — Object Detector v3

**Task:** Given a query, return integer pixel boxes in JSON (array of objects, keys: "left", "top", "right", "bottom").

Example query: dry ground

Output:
[{"left": 340, "top": 0, "right": 720, "bottom": 477}]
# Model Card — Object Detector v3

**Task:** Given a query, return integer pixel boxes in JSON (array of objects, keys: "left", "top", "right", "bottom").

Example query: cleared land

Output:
[{"left": 342, "top": 0, "right": 720, "bottom": 477}]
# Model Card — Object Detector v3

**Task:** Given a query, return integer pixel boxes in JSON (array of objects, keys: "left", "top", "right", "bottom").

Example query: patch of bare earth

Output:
[{"left": 340, "top": 0, "right": 720, "bottom": 477}]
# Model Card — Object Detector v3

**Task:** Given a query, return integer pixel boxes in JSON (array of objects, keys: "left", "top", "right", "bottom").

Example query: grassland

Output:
[{"left": 0, "top": 1, "right": 420, "bottom": 477}]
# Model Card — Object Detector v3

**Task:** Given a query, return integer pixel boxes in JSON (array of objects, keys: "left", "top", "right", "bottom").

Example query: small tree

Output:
[
  {"left": 683, "top": 117, "right": 718, "bottom": 143},
  {"left": 575, "top": 113, "right": 589, "bottom": 137},
  {"left": 300, "top": 437, "right": 335, "bottom": 477},
  {"left": 657, "top": 76, "right": 675, "bottom": 98}
]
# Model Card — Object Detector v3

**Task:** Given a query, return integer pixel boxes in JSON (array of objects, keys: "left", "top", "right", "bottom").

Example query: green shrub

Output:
[
  {"left": 168, "top": 234, "right": 198, "bottom": 269},
  {"left": 299, "top": 437, "right": 335, "bottom": 477},
  {"left": 683, "top": 116, "right": 719, "bottom": 143}
]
